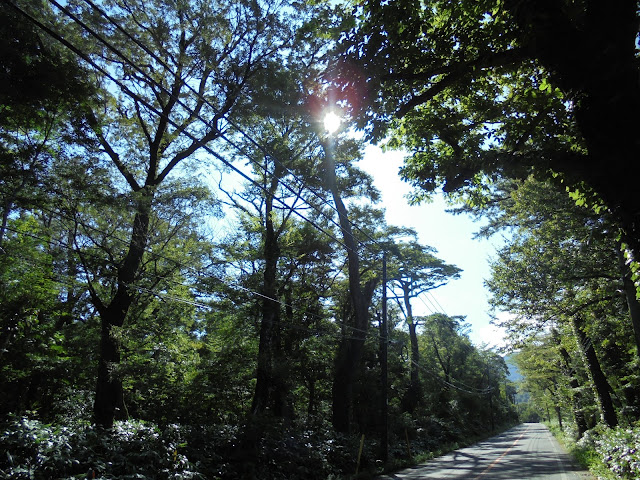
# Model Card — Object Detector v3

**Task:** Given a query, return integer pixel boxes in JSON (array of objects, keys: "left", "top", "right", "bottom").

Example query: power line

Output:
[
  {"left": 2, "top": 240, "right": 370, "bottom": 344},
  {"left": 47, "top": 0, "right": 383, "bottom": 259},
  {"left": 4, "top": 0, "right": 393, "bottom": 343},
  {"left": 416, "top": 293, "right": 438, "bottom": 315},
  {"left": 74, "top": 0, "right": 386, "bottom": 255},
  {"left": 1, "top": 221, "right": 376, "bottom": 340},
  {"left": 9, "top": 0, "right": 352, "bottom": 256},
  {"left": 425, "top": 290, "right": 448, "bottom": 315},
  {"left": 410, "top": 360, "right": 493, "bottom": 396}
]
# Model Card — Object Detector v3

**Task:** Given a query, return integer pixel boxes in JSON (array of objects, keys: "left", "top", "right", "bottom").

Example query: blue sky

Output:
[
  {"left": 359, "top": 144, "right": 508, "bottom": 349},
  {"left": 206, "top": 135, "right": 509, "bottom": 349}
]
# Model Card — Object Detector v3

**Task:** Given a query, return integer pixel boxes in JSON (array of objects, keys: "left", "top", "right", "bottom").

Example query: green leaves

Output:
[
  {"left": 596, "top": 425, "right": 640, "bottom": 478},
  {"left": 0, "top": 416, "right": 199, "bottom": 479}
]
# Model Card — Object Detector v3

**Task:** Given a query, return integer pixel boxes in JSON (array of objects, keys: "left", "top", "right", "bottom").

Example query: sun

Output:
[{"left": 323, "top": 111, "right": 341, "bottom": 134}]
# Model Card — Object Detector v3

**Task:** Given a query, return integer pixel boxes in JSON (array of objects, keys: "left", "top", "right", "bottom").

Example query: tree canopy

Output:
[
  {"left": 2, "top": 0, "right": 639, "bottom": 478},
  {"left": 337, "top": 0, "right": 640, "bottom": 276}
]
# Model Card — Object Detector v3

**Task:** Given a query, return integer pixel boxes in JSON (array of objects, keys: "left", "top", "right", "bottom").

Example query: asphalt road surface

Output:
[{"left": 378, "top": 423, "right": 595, "bottom": 479}]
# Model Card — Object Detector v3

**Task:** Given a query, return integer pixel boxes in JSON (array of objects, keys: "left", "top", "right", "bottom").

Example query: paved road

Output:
[{"left": 378, "top": 423, "right": 595, "bottom": 479}]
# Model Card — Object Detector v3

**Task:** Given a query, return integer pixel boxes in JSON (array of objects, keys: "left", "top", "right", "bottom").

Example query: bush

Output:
[
  {"left": 595, "top": 425, "right": 640, "bottom": 479},
  {"left": 0, "top": 415, "right": 199, "bottom": 479},
  {"left": 184, "top": 417, "right": 355, "bottom": 480}
]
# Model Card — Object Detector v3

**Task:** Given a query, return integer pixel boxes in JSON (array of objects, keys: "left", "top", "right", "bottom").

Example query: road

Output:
[{"left": 378, "top": 423, "right": 595, "bottom": 479}]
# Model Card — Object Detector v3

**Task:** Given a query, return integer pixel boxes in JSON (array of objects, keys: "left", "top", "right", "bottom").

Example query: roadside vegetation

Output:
[
  {"left": 545, "top": 421, "right": 640, "bottom": 480},
  {"left": 2, "top": 0, "right": 638, "bottom": 479}
]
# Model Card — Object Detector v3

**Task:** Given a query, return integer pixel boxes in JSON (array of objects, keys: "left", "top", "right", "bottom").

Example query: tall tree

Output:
[
  {"left": 24, "top": 0, "right": 299, "bottom": 428},
  {"left": 220, "top": 94, "right": 327, "bottom": 417},
  {"left": 0, "top": 0, "right": 94, "bottom": 246},
  {"left": 482, "top": 179, "right": 634, "bottom": 426},
  {"left": 320, "top": 133, "right": 378, "bottom": 433},
  {"left": 337, "top": 0, "right": 640, "bottom": 280},
  {"left": 388, "top": 239, "right": 461, "bottom": 412}
]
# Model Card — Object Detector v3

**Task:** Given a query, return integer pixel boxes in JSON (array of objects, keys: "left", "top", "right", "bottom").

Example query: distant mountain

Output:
[
  {"left": 504, "top": 353, "right": 530, "bottom": 404},
  {"left": 504, "top": 354, "right": 523, "bottom": 382}
]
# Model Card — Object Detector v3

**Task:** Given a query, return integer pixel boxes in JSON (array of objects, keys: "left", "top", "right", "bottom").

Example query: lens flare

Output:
[{"left": 323, "top": 111, "right": 341, "bottom": 134}]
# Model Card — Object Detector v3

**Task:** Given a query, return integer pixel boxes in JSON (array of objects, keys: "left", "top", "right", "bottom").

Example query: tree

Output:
[
  {"left": 319, "top": 133, "right": 379, "bottom": 433},
  {"left": 481, "top": 179, "right": 638, "bottom": 427},
  {"left": 337, "top": 0, "right": 640, "bottom": 281},
  {"left": 0, "top": 0, "right": 94, "bottom": 246},
  {"left": 20, "top": 0, "right": 301, "bottom": 428},
  {"left": 411, "top": 314, "right": 513, "bottom": 433},
  {"left": 387, "top": 239, "right": 461, "bottom": 412},
  {"left": 514, "top": 335, "right": 572, "bottom": 431}
]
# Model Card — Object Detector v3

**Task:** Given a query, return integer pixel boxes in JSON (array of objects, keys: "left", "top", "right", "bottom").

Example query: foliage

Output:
[
  {"left": 0, "top": 0, "right": 527, "bottom": 477},
  {"left": 338, "top": 0, "right": 640, "bottom": 298},
  {"left": 463, "top": 176, "right": 639, "bottom": 432},
  {"left": 0, "top": 416, "right": 197, "bottom": 480},
  {"left": 595, "top": 425, "right": 640, "bottom": 479},
  {"left": 549, "top": 424, "right": 640, "bottom": 480}
]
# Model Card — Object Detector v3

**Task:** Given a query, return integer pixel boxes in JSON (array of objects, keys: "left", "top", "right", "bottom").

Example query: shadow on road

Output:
[{"left": 379, "top": 423, "right": 591, "bottom": 479}]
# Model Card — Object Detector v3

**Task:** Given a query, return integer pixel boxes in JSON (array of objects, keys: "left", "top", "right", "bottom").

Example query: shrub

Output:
[
  {"left": 595, "top": 425, "right": 640, "bottom": 479},
  {"left": 0, "top": 415, "right": 199, "bottom": 479}
]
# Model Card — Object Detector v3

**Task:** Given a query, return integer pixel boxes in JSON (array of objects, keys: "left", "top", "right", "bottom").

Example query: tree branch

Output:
[
  {"left": 396, "top": 47, "right": 528, "bottom": 118},
  {"left": 87, "top": 110, "right": 141, "bottom": 192}
]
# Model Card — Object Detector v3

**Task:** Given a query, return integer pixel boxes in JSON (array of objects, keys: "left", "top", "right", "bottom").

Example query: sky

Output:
[
  {"left": 359, "top": 144, "right": 508, "bottom": 349},
  {"left": 206, "top": 134, "right": 509, "bottom": 349}
]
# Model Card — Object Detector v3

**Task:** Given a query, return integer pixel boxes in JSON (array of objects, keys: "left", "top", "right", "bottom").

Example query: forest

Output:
[{"left": 0, "top": 0, "right": 639, "bottom": 479}]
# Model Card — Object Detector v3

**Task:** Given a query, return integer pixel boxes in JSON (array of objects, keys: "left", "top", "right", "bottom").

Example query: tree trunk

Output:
[
  {"left": 557, "top": 344, "right": 589, "bottom": 438},
  {"left": 93, "top": 189, "right": 152, "bottom": 428},
  {"left": 251, "top": 213, "right": 280, "bottom": 415},
  {"left": 307, "top": 378, "right": 316, "bottom": 419},
  {"left": 0, "top": 198, "right": 11, "bottom": 248},
  {"left": 332, "top": 335, "right": 366, "bottom": 432},
  {"left": 546, "top": 404, "right": 551, "bottom": 423},
  {"left": 55, "top": 230, "right": 79, "bottom": 330},
  {"left": 617, "top": 242, "right": 640, "bottom": 357},
  {"left": 402, "top": 285, "right": 421, "bottom": 412},
  {"left": 251, "top": 162, "right": 287, "bottom": 417},
  {"left": 571, "top": 314, "right": 618, "bottom": 428},
  {"left": 94, "top": 314, "right": 127, "bottom": 427},
  {"left": 275, "top": 286, "right": 295, "bottom": 420},
  {"left": 322, "top": 138, "right": 375, "bottom": 433},
  {"left": 506, "top": 0, "right": 640, "bottom": 273},
  {"left": 554, "top": 404, "right": 563, "bottom": 431}
]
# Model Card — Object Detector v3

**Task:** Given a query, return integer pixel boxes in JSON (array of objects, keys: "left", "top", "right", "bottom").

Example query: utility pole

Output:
[{"left": 380, "top": 252, "right": 388, "bottom": 462}]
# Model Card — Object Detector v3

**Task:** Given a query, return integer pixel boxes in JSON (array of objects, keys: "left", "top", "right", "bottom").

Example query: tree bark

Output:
[
  {"left": 332, "top": 334, "right": 366, "bottom": 432},
  {"left": 93, "top": 188, "right": 153, "bottom": 428},
  {"left": 554, "top": 403, "right": 563, "bottom": 431},
  {"left": 505, "top": 0, "right": 640, "bottom": 270},
  {"left": 251, "top": 169, "right": 281, "bottom": 416},
  {"left": 571, "top": 314, "right": 618, "bottom": 428},
  {"left": 617, "top": 241, "right": 640, "bottom": 358},
  {"left": 322, "top": 138, "right": 376, "bottom": 433},
  {"left": 557, "top": 344, "right": 589, "bottom": 438},
  {"left": 403, "top": 284, "right": 421, "bottom": 412}
]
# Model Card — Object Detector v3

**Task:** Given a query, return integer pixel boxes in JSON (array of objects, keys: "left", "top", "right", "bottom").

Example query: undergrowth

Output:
[
  {"left": 548, "top": 422, "right": 640, "bottom": 480},
  {"left": 0, "top": 413, "right": 519, "bottom": 480}
]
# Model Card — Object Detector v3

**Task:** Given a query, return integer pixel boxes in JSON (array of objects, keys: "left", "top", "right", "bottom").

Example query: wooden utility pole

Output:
[{"left": 380, "top": 253, "right": 388, "bottom": 462}]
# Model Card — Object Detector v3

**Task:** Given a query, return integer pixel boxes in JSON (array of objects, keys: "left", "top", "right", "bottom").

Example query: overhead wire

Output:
[
  {"left": 417, "top": 292, "right": 442, "bottom": 316},
  {"left": 1, "top": 242, "right": 368, "bottom": 345},
  {"left": 425, "top": 289, "right": 448, "bottom": 315},
  {"left": 410, "top": 360, "right": 493, "bottom": 396},
  {"left": 49, "top": 0, "right": 384, "bottom": 258},
  {"left": 13, "top": 0, "right": 353, "bottom": 256},
  {"left": 4, "top": 0, "right": 455, "bottom": 346},
  {"left": 0, "top": 182, "right": 371, "bottom": 342},
  {"left": 74, "top": 0, "right": 387, "bottom": 255},
  {"left": 30, "top": 0, "right": 389, "bottom": 338},
  {"left": 1, "top": 221, "right": 374, "bottom": 342}
]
